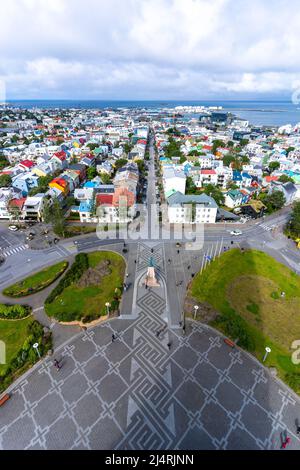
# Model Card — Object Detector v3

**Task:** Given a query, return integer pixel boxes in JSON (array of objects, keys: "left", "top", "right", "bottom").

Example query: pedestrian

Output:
[
  {"left": 145, "top": 283, "right": 148, "bottom": 290},
  {"left": 297, "top": 425, "right": 300, "bottom": 435},
  {"left": 134, "top": 260, "right": 137, "bottom": 264},
  {"left": 177, "top": 250, "right": 180, "bottom": 254},
  {"left": 167, "top": 342, "right": 172, "bottom": 350},
  {"left": 168, "top": 259, "right": 171, "bottom": 264},
  {"left": 126, "top": 273, "right": 129, "bottom": 278},
  {"left": 187, "top": 265, "right": 191, "bottom": 270},
  {"left": 112, "top": 334, "right": 115, "bottom": 343},
  {"left": 156, "top": 331, "right": 160, "bottom": 338},
  {"left": 54, "top": 359, "right": 61, "bottom": 371},
  {"left": 281, "top": 437, "right": 291, "bottom": 449}
]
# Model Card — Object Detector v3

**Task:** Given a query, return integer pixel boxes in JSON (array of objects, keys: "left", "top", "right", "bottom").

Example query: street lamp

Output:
[
  {"left": 105, "top": 302, "right": 111, "bottom": 317},
  {"left": 194, "top": 305, "right": 199, "bottom": 320},
  {"left": 33, "top": 342, "right": 41, "bottom": 359},
  {"left": 263, "top": 347, "right": 271, "bottom": 363}
]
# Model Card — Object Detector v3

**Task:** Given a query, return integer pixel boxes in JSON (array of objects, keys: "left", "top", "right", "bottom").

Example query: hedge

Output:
[
  {"left": 45, "top": 253, "right": 89, "bottom": 305},
  {"left": 0, "top": 304, "right": 31, "bottom": 320},
  {"left": 0, "top": 320, "right": 52, "bottom": 393}
]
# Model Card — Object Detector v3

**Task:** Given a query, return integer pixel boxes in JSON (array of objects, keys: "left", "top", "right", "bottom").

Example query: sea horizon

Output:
[{"left": 3, "top": 98, "right": 300, "bottom": 126}]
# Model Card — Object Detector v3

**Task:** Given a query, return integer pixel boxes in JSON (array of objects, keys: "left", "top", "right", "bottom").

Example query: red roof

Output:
[
  {"left": 265, "top": 176, "right": 279, "bottom": 183},
  {"left": 9, "top": 197, "right": 26, "bottom": 209},
  {"left": 203, "top": 145, "right": 212, "bottom": 150},
  {"left": 20, "top": 160, "right": 35, "bottom": 169},
  {"left": 96, "top": 194, "right": 113, "bottom": 206},
  {"left": 53, "top": 151, "right": 67, "bottom": 161},
  {"left": 51, "top": 178, "right": 68, "bottom": 188},
  {"left": 201, "top": 169, "right": 216, "bottom": 175}
]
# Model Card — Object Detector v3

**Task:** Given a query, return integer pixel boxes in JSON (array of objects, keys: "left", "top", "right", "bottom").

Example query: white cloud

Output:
[{"left": 0, "top": 0, "right": 299, "bottom": 98}]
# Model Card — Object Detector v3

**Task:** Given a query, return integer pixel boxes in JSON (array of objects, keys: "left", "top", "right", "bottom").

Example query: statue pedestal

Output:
[{"left": 144, "top": 266, "right": 160, "bottom": 288}]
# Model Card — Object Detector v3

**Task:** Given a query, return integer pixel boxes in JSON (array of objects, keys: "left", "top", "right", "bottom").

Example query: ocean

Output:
[{"left": 5, "top": 99, "right": 300, "bottom": 127}]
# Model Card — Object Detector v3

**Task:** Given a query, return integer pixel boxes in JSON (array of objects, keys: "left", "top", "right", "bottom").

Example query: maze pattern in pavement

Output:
[
  {"left": 1, "top": 242, "right": 300, "bottom": 450},
  {"left": 1, "top": 307, "right": 300, "bottom": 448}
]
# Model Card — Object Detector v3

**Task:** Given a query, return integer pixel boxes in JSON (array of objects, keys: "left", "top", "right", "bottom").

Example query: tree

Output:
[
  {"left": 0, "top": 174, "right": 12, "bottom": 188},
  {"left": 222, "top": 154, "right": 236, "bottom": 168},
  {"left": 260, "top": 190, "right": 285, "bottom": 213},
  {"left": 227, "top": 182, "right": 239, "bottom": 191},
  {"left": 268, "top": 191, "right": 285, "bottom": 210},
  {"left": 212, "top": 140, "right": 225, "bottom": 155},
  {"left": 203, "top": 184, "right": 225, "bottom": 206},
  {"left": 87, "top": 143, "right": 98, "bottom": 151},
  {"left": 87, "top": 167, "right": 97, "bottom": 180},
  {"left": 44, "top": 198, "right": 66, "bottom": 237},
  {"left": 269, "top": 161, "right": 280, "bottom": 173},
  {"left": 180, "top": 156, "right": 187, "bottom": 164},
  {"left": 124, "top": 143, "right": 133, "bottom": 155},
  {"left": 114, "top": 158, "right": 128, "bottom": 171},
  {"left": 29, "top": 174, "right": 53, "bottom": 196},
  {"left": 240, "top": 139, "right": 249, "bottom": 147},
  {"left": 241, "top": 155, "right": 250, "bottom": 164},
  {"left": 100, "top": 173, "right": 112, "bottom": 185},
  {"left": 186, "top": 177, "right": 197, "bottom": 195},
  {"left": 164, "top": 137, "right": 183, "bottom": 159},
  {"left": 278, "top": 174, "right": 294, "bottom": 184},
  {"left": 288, "top": 201, "right": 300, "bottom": 238},
  {"left": 286, "top": 147, "right": 295, "bottom": 156}
]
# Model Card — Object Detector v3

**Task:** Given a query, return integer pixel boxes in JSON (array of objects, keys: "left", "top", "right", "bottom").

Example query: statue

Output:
[{"left": 144, "top": 257, "right": 160, "bottom": 288}]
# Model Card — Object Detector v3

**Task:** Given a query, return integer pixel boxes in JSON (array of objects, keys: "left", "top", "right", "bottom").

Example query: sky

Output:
[{"left": 0, "top": 0, "right": 299, "bottom": 100}]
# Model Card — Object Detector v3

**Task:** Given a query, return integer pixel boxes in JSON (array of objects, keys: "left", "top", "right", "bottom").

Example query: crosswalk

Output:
[
  {"left": 1, "top": 244, "right": 28, "bottom": 258},
  {"left": 259, "top": 223, "right": 275, "bottom": 232}
]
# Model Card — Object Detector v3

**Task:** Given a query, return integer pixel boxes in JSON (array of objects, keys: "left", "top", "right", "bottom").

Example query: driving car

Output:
[
  {"left": 8, "top": 225, "right": 19, "bottom": 232},
  {"left": 230, "top": 230, "right": 243, "bottom": 236}
]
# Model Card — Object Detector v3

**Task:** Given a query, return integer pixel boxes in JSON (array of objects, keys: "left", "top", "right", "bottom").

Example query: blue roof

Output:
[
  {"left": 84, "top": 181, "right": 96, "bottom": 188},
  {"left": 233, "top": 170, "right": 242, "bottom": 181},
  {"left": 79, "top": 200, "right": 93, "bottom": 212}
]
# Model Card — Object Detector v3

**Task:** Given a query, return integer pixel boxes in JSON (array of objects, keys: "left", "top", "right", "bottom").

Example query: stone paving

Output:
[{"left": 1, "top": 243, "right": 300, "bottom": 450}]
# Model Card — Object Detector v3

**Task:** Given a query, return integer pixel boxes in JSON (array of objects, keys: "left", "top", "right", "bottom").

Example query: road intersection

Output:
[{"left": 1, "top": 140, "right": 300, "bottom": 449}]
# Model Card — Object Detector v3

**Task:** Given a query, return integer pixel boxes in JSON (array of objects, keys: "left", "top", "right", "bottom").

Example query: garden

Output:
[
  {"left": 3, "top": 261, "right": 69, "bottom": 298},
  {"left": 45, "top": 251, "right": 125, "bottom": 323},
  {"left": 189, "top": 249, "right": 300, "bottom": 393},
  {"left": 0, "top": 317, "right": 52, "bottom": 393}
]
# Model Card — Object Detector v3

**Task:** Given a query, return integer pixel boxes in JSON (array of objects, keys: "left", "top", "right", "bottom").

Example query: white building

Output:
[
  {"left": 0, "top": 188, "right": 15, "bottom": 219},
  {"left": 22, "top": 194, "right": 46, "bottom": 222},
  {"left": 163, "top": 167, "right": 186, "bottom": 196},
  {"left": 167, "top": 191, "right": 218, "bottom": 224}
]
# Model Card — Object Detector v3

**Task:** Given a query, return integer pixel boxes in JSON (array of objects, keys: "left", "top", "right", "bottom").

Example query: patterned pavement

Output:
[{"left": 1, "top": 243, "right": 300, "bottom": 450}]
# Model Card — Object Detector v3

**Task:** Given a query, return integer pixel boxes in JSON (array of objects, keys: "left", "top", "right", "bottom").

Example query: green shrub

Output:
[
  {"left": 0, "top": 303, "right": 31, "bottom": 319},
  {"left": 0, "top": 319, "right": 52, "bottom": 392},
  {"left": 216, "top": 312, "right": 255, "bottom": 351},
  {"left": 285, "top": 372, "right": 300, "bottom": 392},
  {"left": 45, "top": 253, "right": 89, "bottom": 304}
]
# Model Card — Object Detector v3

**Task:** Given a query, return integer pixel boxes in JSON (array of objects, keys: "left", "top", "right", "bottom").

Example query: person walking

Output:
[
  {"left": 54, "top": 359, "right": 61, "bottom": 371},
  {"left": 112, "top": 334, "right": 116, "bottom": 343},
  {"left": 281, "top": 436, "right": 291, "bottom": 449},
  {"left": 167, "top": 342, "right": 172, "bottom": 351}
]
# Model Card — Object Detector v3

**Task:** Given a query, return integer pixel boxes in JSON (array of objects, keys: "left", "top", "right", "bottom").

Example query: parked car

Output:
[
  {"left": 8, "top": 225, "right": 19, "bottom": 232},
  {"left": 230, "top": 230, "right": 243, "bottom": 236}
]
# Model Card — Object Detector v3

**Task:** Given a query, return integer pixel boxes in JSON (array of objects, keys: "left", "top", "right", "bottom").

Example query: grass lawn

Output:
[
  {"left": 45, "top": 251, "right": 125, "bottom": 322},
  {"left": 190, "top": 249, "right": 300, "bottom": 390},
  {"left": 0, "top": 316, "right": 33, "bottom": 375},
  {"left": 3, "top": 261, "right": 69, "bottom": 298}
]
